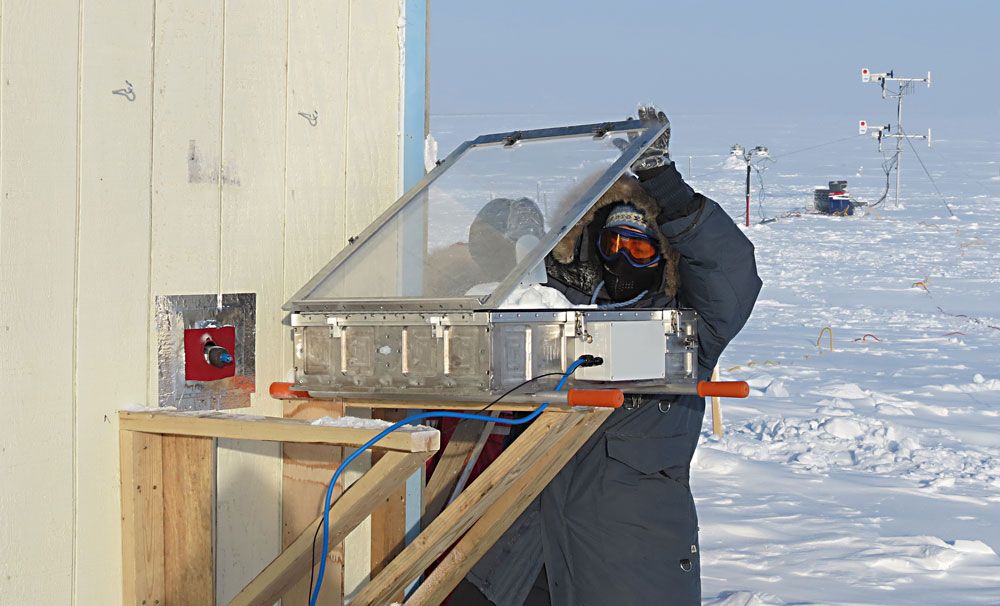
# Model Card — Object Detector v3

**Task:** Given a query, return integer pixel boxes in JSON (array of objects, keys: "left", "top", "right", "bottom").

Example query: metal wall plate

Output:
[{"left": 156, "top": 293, "right": 256, "bottom": 410}]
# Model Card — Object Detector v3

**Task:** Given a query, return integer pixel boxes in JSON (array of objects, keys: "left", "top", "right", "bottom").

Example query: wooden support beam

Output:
[
  {"left": 119, "top": 410, "right": 438, "bottom": 452},
  {"left": 370, "top": 410, "right": 411, "bottom": 605},
  {"left": 282, "top": 400, "right": 346, "bottom": 605},
  {"left": 162, "top": 435, "right": 216, "bottom": 605},
  {"left": 348, "top": 411, "right": 583, "bottom": 606},
  {"left": 120, "top": 430, "right": 165, "bottom": 606},
  {"left": 229, "top": 450, "right": 432, "bottom": 606},
  {"left": 420, "top": 419, "right": 483, "bottom": 529},
  {"left": 405, "top": 409, "right": 612, "bottom": 605}
]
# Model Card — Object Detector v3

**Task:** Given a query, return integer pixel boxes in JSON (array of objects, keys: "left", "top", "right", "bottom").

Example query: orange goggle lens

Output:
[{"left": 598, "top": 229, "right": 660, "bottom": 265}]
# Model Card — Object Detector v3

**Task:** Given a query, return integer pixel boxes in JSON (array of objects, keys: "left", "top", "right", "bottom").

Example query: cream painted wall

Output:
[{"left": 0, "top": 0, "right": 410, "bottom": 603}]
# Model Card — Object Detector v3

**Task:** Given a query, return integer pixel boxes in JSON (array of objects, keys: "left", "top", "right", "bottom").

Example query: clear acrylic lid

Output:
[{"left": 285, "top": 119, "right": 666, "bottom": 312}]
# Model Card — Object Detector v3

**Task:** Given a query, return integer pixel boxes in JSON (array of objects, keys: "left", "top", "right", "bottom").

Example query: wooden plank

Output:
[
  {"left": 74, "top": 0, "right": 156, "bottom": 600},
  {"left": 370, "top": 410, "right": 410, "bottom": 605},
  {"left": 163, "top": 435, "right": 216, "bottom": 605},
  {"left": 342, "top": 405, "right": 373, "bottom": 600},
  {"left": 421, "top": 419, "right": 483, "bottom": 529},
  {"left": 120, "top": 431, "right": 166, "bottom": 606},
  {"left": 119, "top": 410, "right": 439, "bottom": 452},
  {"left": 282, "top": 399, "right": 347, "bottom": 605},
  {"left": 0, "top": 1, "right": 79, "bottom": 603},
  {"left": 405, "top": 409, "right": 612, "bottom": 605},
  {"left": 230, "top": 451, "right": 431, "bottom": 606},
  {"left": 349, "top": 411, "right": 583, "bottom": 606}
]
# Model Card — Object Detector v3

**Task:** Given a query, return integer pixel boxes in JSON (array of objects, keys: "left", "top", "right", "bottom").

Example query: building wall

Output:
[{"left": 0, "top": 0, "right": 423, "bottom": 603}]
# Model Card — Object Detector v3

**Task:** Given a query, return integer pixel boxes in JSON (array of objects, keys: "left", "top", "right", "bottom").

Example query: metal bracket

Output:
[
  {"left": 428, "top": 316, "right": 447, "bottom": 339},
  {"left": 574, "top": 312, "right": 593, "bottom": 344},
  {"left": 326, "top": 316, "right": 345, "bottom": 338},
  {"left": 592, "top": 122, "right": 613, "bottom": 139},
  {"left": 503, "top": 131, "right": 523, "bottom": 147}
]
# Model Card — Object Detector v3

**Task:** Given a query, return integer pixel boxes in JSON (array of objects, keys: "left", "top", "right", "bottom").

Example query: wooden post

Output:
[
  {"left": 282, "top": 399, "right": 346, "bottom": 605},
  {"left": 711, "top": 365, "right": 723, "bottom": 437},
  {"left": 370, "top": 409, "right": 411, "bottom": 604},
  {"left": 162, "top": 436, "right": 216, "bottom": 605},
  {"left": 120, "top": 430, "right": 166, "bottom": 606}
]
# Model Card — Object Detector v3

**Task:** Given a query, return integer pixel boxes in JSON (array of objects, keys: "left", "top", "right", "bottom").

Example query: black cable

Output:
[
  {"left": 308, "top": 519, "right": 322, "bottom": 603},
  {"left": 897, "top": 126, "right": 956, "bottom": 217},
  {"left": 769, "top": 135, "right": 858, "bottom": 160},
  {"left": 866, "top": 150, "right": 898, "bottom": 210},
  {"left": 305, "top": 370, "right": 571, "bottom": 603},
  {"left": 752, "top": 162, "right": 768, "bottom": 221},
  {"left": 475, "top": 371, "right": 567, "bottom": 413}
]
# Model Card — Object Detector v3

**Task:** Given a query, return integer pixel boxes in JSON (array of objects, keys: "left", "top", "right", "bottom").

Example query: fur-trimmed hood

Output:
[{"left": 547, "top": 176, "right": 680, "bottom": 299}]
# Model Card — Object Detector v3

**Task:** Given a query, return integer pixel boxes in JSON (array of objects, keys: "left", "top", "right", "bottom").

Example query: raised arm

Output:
[{"left": 634, "top": 143, "right": 762, "bottom": 375}]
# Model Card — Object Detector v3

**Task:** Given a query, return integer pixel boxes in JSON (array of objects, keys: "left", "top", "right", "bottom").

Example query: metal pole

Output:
[
  {"left": 745, "top": 163, "right": 751, "bottom": 227},
  {"left": 688, "top": 155, "right": 692, "bottom": 177},
  {"left": 895, "top": 92, "right": 903, "bottom": 207}
]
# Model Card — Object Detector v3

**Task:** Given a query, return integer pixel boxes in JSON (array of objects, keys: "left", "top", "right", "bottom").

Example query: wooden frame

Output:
[
  {"left": 120, "top": 404, "right": 612, "bottom": 606},
  {"left": 118, "top": 410, "right": 438, "bottom": 606}
]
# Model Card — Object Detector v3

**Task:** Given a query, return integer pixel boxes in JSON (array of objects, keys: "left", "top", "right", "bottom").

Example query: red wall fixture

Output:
[{"left": 184, "top": 326, "right": 237, "bottom": 382}]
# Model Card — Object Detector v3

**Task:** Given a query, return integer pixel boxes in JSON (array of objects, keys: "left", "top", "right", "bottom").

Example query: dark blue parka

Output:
[{"left": 467, "top": 164, "right": 762, "bottom": 606}]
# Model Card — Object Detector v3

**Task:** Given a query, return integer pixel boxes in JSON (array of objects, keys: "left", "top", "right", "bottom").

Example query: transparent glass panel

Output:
[{"left": 302, "top": 131, "right": 642, "bottom": 302}]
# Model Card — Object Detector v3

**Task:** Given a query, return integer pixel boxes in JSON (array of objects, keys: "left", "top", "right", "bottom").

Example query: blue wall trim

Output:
[{"left": 402, "top": 0, "right": 427, "bottom": 571}]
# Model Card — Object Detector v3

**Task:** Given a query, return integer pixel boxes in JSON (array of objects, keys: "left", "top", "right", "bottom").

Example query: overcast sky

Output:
[{"left": 429, "top": 1, "right": 999, "bottom": 141}]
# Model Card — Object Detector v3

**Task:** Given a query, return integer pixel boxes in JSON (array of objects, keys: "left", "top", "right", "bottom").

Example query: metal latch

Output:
[
  {"left": 574, "top": 312, "right": 593, "bottom": 344},
  {"left": 592, "top": 122, "right": 613, "bottom": 139},
  {"left": 428, "top": 316, "right": 447, "bottom": 339},
  {"left": 326, "top": 316, "right": 345, "bottom": 338}
]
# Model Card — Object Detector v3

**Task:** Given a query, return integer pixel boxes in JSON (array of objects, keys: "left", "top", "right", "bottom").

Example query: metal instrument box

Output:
[
  {"left": 284, "top": 117, "right": 700, "bottom": 401},
  {"left": 289, "top": 309, "right": 698, "bottom": 400}
]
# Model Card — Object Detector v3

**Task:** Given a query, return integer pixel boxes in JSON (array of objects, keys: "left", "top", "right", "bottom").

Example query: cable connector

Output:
[{"left": 577, "top": 354, "right": 604, "bottom": 368}]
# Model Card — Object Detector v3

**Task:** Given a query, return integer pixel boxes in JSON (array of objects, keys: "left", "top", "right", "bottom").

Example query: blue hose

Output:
[{"left": 309, "top": 358, "right": 585, "bottom": 605}]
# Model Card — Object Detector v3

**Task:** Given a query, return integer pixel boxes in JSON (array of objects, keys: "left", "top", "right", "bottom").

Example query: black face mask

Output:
[{"left": 601, "top": 255, "right": 661, "bottom": 302}]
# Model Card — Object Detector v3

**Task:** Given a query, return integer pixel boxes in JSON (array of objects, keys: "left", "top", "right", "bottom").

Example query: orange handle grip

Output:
[
  {"left": 566, "top": 389, "right": 624, "bottom": 408},
  {"left": 697, "top": 380, "right": 750, "bottom": 399},
  {"left": 269, "top": 381, "right": 312, "bottom": 400}
]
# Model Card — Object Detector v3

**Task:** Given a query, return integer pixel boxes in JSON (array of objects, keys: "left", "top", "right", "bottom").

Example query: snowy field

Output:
[
  {"left": 432, "top": 114, "right": 1000, "bottom": 605},
  {"left": 692, "top": 133, "right": 1000, "bottom": 606}
]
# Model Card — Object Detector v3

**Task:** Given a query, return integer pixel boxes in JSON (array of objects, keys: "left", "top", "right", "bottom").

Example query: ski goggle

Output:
[{"left": 597, "top": 226, "right": 661, "bottom": 267}]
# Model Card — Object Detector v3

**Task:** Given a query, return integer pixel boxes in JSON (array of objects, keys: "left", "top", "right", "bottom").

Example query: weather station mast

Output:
[{"left": 858, "top": 68, "right": 931, "bottom": 207}]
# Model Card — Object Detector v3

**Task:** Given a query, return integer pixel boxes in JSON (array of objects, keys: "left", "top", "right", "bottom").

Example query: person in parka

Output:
[{"left": 451, "top": 106, "right": 763, "bottom": 606}]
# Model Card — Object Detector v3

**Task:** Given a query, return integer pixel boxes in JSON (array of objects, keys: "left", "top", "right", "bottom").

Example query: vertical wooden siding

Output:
[
  {"left": 0, "top": 1, "right": 81, "bottom": 603},
  {"left": 0, "top": 0, "right": 409, "bottom": 603}
]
